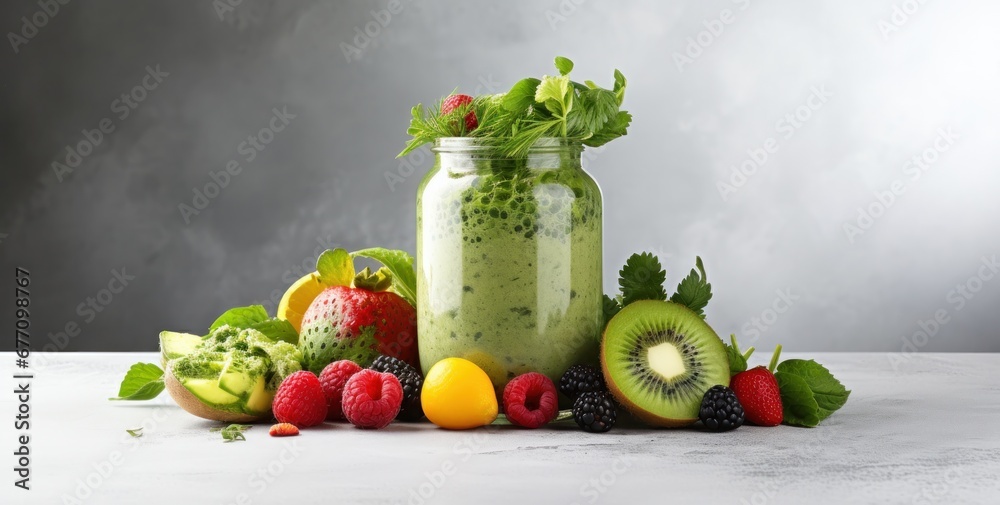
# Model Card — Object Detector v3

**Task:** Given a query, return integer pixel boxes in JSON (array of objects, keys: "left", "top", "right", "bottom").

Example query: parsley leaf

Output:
[
  {"left": 110, "top": 363, "right": 164, "bottom": 401},
  {"left": 618, "top": 252, "right": 668, "bottom": 306},
  {"left": 568, "top": 88, "right": 618, "bottom": 136},
  {"left": 669, "top": 256, "right": 712, "bottom": 318}
]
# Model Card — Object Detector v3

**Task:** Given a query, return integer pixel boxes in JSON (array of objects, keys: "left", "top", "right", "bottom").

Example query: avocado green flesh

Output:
[
  {"left": 165, "top": 325, "right": 302, "bottom": 417},
  {"left": 160, "top": 331, "right": 204, "bottom": 362},
  {"left": 181, "top": 378, "right": 241, "bottom": 406}
]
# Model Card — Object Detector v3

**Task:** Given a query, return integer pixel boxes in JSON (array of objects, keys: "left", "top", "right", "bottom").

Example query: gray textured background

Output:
[{"left": 1, "top": 0, "right": 998, "bottom": 352}]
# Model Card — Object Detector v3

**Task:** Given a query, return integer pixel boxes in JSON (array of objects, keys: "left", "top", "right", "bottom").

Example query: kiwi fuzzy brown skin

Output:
[
  {"left": 164, "top": 365, "right": 268, "bottom": 423},
  {"left": 600, "top": 300, "right": 729, "bottom": 428}
]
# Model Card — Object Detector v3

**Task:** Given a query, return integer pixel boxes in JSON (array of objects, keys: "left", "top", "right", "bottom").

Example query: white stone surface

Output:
[{"left": 2, "top": 352, "right": 998, "bottom": 504}]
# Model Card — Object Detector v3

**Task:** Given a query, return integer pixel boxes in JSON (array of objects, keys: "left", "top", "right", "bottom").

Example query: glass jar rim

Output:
[{"left": 432, "top": 137, "right": 583, "bottom": 154}]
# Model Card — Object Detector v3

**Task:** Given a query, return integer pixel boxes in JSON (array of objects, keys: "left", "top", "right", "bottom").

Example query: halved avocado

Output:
[
  {"left": 160, "top": 331, "right": 204, "bottom": 363},
  {"left": 218, "top": 356, "right": 256, "bottom": 397},
  {"left": 244, "top": 376, "right": 274, "bottom": 416},
  {"left": 164, "top": 364, "right": 267, "bottom": 423}
]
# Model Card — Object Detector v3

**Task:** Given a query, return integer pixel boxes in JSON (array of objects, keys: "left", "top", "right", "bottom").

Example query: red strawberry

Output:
[
  {"left": 440, "top": 94, "right": 478, "bottom": 133},
  {"left": 300, "top": 267, "right": 418, "bottom": 373},
  {"left": 342, "top": 369, "right": 403, "bottom": 429},
  {"left": 319, "top": 360, "right": 363, "bottom": 421},
  {"left": 268, "top": 423, "right": 300, "bottom": 437},
  {"left": 503, "top": 372, "right": 559, "bottom": 429},
  {"left": 272, "top": 371, "right": 328, "bottom": 427},
  {"left": 730, "top": 345, "right": 783, "bottom": 427}
]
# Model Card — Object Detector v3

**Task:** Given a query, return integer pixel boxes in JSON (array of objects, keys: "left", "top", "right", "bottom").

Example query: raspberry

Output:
[
  {"left": 502, "top": 372, "right": 559, "bottom": 429},
  {"left": 558, "top": 364, "right": 606, "bottom": 399},
  {"left": 272, "top": 371, "right": 328, "bottom": 427},
  {"left": 370, "top": 355, "right": 424, "bottom": 422},
  {"left": 268, "top": 423, "right": 300, "bottom": 437},
  {"left": 572, "top": 392, "right": 616, "bottom": 433},
  {"left": 319, "top": 360, "right": 363, "bottom": 421},
  {"left": 440, "top": 94, "right": 478, "bottom": 133},
  {"left": 342, "top": 369, "right": 403, "bottom": 429}
]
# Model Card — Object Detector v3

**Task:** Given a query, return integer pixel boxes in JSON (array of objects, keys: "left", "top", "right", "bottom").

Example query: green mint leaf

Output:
[
  {"left": 775, "top": 372, "right": 821, "bottom": 427},
  {"left": 669, "top": 256, "right": 712, "bottom": 318},
  {"left": 110, "top": 363, "right": 165, "bottom": 401},
  {"left": 619, "top": 252, "right": 667, "bottom": 306},
  {"left": 249, "top": 318, "right": 299, "bottom": 345},
  {"left": 351, "top": 248, "right": 417, "bottom": 307},
  {"left": 612, "top": 69, "right": 627, "bottom": 105},
  {"left": 602, "top": 294, "right": 622, "bottom": 329},
  {"left": 776, "top": 359, "right": 850, "bottom": 422},
  {"left": 126, "top": 428, "right": 143, "bottom": 438},
  {"left": 554, "top": 56, "right": 574, "bottom": 76},
  {"left": 209, "top": 305, "right": 269, "bottom": 333},
  {"left": 502, "top": 78, "right": 541, "bottom": 113},
  {"left": 317, "top": 248, "right": 355, "bottom": 287},
  {"left": 584, "top": 110, "right": 631, "bottom": 147}
]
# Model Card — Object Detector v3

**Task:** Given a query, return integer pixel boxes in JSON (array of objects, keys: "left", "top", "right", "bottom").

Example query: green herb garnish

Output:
[
  {"left": 602, "top": 253, "right": 712, "bottom": 328},
  {"left": 109, "top": 363, "right": 165, "bottom": 401},
  {"left": 211, "top": 424, "right": 251, "bottom": 442},
  {"left": 126, "top": 428, "right": 144, "bottom": 438},
  {"left": 399, "top": 56, "right": 630, "bottom": 158}
]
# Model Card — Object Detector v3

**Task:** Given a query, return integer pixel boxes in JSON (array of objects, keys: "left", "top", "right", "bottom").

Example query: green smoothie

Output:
[{"left": 416, "top": 140, "right": 603, "bottom": 389}]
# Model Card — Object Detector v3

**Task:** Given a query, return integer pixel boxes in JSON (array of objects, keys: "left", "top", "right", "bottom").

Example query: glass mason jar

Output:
[{"left": 416, "top": 137, "right": 603, "bottom": 392}]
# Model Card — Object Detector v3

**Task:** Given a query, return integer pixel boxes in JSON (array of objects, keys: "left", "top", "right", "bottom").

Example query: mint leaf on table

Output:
[
  {"left": 618, "top": 252, "right": 668, "bottom": 306},
  {"left": 351, "top": 248, "right": 417, "bottom": 307},
  {"left": 209, "top": 305, "right": 269, "bottom": 332},
  {"left": 777, "top": 359, "right": 851, "bottom": 422},
  {"left": 775, "top": 372, "right": 822, "bottom": 427},
  {"left": 317, "top": 248, "right": 356, "bottom": 287},
  {"left": 110, "top": 363, "right": 165, "bottom": 401},
  {"left": 669, "top": 256, "right": 712, "bottom": 318}
]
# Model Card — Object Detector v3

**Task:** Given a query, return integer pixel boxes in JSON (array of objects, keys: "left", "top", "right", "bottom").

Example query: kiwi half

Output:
[{"left": 601, "top": 300, "right": 730, "bottom": 427}]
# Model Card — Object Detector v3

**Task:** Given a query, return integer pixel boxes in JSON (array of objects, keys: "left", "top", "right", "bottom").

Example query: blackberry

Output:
[
  {"left": 559, "top": 364, "right": 606, "bottom": 399},
  {"left": 572, "top": 391, "right": 616, "bottom": 433},
  {"left": 370, "top": 355, "right": 424, "bottom": 422},
  {"left": 698, "top": 385, "right": 745, "bottom": 432}
]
